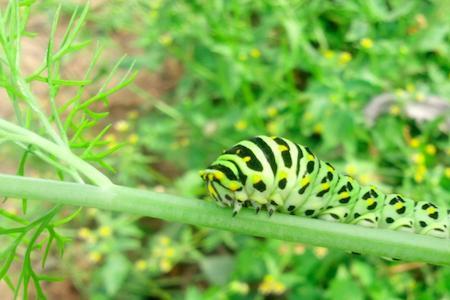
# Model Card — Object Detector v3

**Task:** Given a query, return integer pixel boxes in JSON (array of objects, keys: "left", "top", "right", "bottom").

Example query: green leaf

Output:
[
  {"left": 199, "top": 255, "right": 235, "bottom": 285},
  {"left": 101, "top": 253, "right": 130, "bottom": 296},
  {"left": 327, "top": 266, "right": 364, "bottom": 300},
  {"left": 416, "top": 25, "right": 450, "bottom": 52}
]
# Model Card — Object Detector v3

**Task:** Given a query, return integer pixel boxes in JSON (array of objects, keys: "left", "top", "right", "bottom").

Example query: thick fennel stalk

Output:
[{"left": 0, "top": 174, "right": 448, "bottom": 265}]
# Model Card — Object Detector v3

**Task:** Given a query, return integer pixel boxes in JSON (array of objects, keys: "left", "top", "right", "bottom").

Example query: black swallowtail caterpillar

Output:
[{"left": 199, "top": 136, "right": 449, "bottom": 240}]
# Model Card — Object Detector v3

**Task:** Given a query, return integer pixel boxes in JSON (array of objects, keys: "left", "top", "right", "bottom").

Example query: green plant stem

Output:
[
  {"left": 0, "top": 174, "right": 449, "bottom": 265},
  {"left": 0, "top": 119, "right": 111, "bottom": 186}
]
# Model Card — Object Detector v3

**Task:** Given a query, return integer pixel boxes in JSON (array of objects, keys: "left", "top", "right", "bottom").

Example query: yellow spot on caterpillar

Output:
[
  {"left": 366, "top": 198, "right": 375, "bottom": 206},
  {"left": 252, "top": 174, "right": 262, "bottom": 183},
  {"left": 300, "top": 176, "right": 310, "bottom": 187},
  {"left": 214, "top": 172, "right": 224, "bottom": 180},
  {"left": 278, "top": 171, "right": 287, "bottom": 180},
  {"left": 208, "top": 184, "right": 216, "bottom": 196},
  {"left": 321, "top": 183, "right": 330, "bottom": 190},
  {"left": 308, "top": 154, "right": 314, "bottom": 161},
  {"left": 426, "top": 207, "right": 436, "bottom": 214},
  {"left": 327, "top": 166, "right": 334, "bottom": 172},
  {"left": 236, "top": 149, "right": 241, "bottom": 154},
  {"left": 208, "top": 174, "right": 214, "bottom": 181},
  {"left": 339, "top": 191, "right": 350, "bottom": 198},
  {"left": 243, "top": 156, "right": 251, "bottom": 162},
  {"left": 395, "top": 203, "right": 404, "bottom": 210},
  {"left": 278, "top": 145, "right": 288, "bottom": 152},
  {"left": 229, "top": 182, "right": 240, "bottom": 191}
]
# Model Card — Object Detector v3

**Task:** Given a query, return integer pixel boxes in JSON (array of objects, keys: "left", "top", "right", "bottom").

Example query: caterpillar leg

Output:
[
  {"left": 232, "top": 201, "right": 243, "bottom": 217},
  {"left": 319, "top": 207, "right": 350, "bottom": 222},
  {"left": 351, "top": 212, "right": 379, "bottom": 228},
  {"left": 253, "top": 202, "right": 262, "bottom": 214},
  {"left": 266, "top": 203, "right": 276, "bottom": 217}
]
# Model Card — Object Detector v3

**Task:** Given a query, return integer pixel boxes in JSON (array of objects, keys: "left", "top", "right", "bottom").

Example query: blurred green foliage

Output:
[{"left": 33, "top": 0, "right": 450, "bottom": 299}]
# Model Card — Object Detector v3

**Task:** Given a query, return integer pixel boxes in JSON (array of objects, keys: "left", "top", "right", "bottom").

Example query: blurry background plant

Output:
[{"left": 1, "top": 0, "right": 450, "bottom": 299}]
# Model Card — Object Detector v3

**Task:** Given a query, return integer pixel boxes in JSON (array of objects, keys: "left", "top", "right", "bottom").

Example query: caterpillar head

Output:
[{"left": 199, "top": 168, "right": 241, "bottom": 207}]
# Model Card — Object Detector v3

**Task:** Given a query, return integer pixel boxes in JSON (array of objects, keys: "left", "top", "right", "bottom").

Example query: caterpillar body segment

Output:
[{"left": 200, "top": 135, "right": 450, "bottom": 240}]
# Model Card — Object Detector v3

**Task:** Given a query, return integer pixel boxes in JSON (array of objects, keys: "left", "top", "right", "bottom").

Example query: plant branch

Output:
[
  {"left": 0, "top": 174, "right": 448, "bottom": 265},
  {"left": 0, "top": 119, "right": 111, "bottom": 186}
]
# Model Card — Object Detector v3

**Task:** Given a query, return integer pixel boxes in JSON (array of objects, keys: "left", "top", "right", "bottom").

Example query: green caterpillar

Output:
[{"left": 199, "top": 135, "right": 449, "bottom": 240}]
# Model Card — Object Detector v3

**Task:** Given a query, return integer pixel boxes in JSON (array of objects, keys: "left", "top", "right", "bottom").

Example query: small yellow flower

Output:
[
  {"left": 273, "top": 282, "right": 286, "bottom": 294},
  {"left": 88, "top": 251, "right": 102, "bottom": 263},
  {"left": 313, "top": 123, "right": 323, "bottom": 134},
  {"left": 105, "top": 133, "right": 118, "bottom": 149},
  {"left": 345, "top": 164, "right": 357, "bottom": 176},
  {"left": 425, "top": 144, "right": 436, "bottom": 155},
  {"left": 360, "top": 38, "right": 374, "bottom": 49},
  {"left": 78, "top": 227, "right": 92, "bottom": 240},
  {"left": 259, "top": 275, "right": 286, "bottom": 295},
  {"left": 266, "top": 107, "right": 278, "bottom": 117},
  {"left": 165, "top": 247, "right": 175, "bottom": 258},
  {"left": 99, "top": 226, "right": 112, "bottom": 238},
  {"left": 135, "top": 259, "right": 148, "bottom": 271},
  {"left": 339, "top": 52, "right": 352, "bottom": 64},
  {"left": 159, "top": 236, "right": 171, "bottom": 246},
  {"left": 411, "top": 153, "right": 425, "bottom": 164},
  {"left": 444, "top": 167, "right": 450, "bottom": 179},
  {"left": 389, "top": 105, "right": 401, "bottom": 116},
  {"left": 415, "top": 92, "right": 425, "bottom": 102},
  {"left": 323, "top": 50, "right": 335, "bottom": 59},
  {"left": 414, "top": 172, "right": 424, "bottom": 183},
  {"left": 128, "top": 134, "right": 139, "bottom": 145},
  {"left": 409, "top": 138, "right": 420, "bottom": 148},
  {"left": 313, "top": 247, "right": 328, "bottom": 258},
  {"left": 234, "top": 120, "right": 248, "bottom": 131},
  {"left": 159, "top": 259, "right": 172, "bottom": 272},
  {"left": 115, "top": 120, "right": 130, "bottom": 132},
  {"left": 229, "top": 281, "right": 249, "bottom": 295},
  {"left": 406, "top": 83, "right": 415, "bottom": 93},
  {"left": 159, "top": 34, "right": 173, "bottom": 46},
  {"left": 250, "top": 48, "right": 261, "bottom": 58},
  {"left": 414, "top": 164, "right": 427, "bottom": 183}
]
